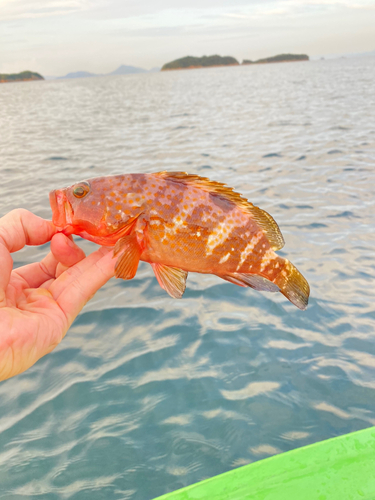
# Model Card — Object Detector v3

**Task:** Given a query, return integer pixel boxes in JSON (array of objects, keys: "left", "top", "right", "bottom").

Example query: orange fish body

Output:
[{"left": 49, "top": 172, "right": 309, "bottom": 309}]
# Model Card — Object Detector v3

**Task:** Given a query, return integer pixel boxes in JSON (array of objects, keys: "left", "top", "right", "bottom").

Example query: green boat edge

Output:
[{"left": 152, "top": 426, "right": 375, "bottom": 500}]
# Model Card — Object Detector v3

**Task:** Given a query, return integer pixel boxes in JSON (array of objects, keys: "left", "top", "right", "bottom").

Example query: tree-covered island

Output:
[
  {"left": 242, "top": 54, "right": 309, "bottom": 64},
  {"left": 161, "top": 55, "right": 239, "bottom": 71},
  {"left": 0, "top": 71, "right": 44, "bottom": 83},
  {"left": 161, "top": 53, "right": 309, "bottom": 71}
]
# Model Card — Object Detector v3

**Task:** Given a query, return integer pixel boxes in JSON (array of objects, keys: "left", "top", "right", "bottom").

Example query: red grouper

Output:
[{"left": 49, "top": 172, "right": 310, "bottom": 309}]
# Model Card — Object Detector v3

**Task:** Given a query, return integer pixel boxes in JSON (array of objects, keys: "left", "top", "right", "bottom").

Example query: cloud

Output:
[
  {"left": 0, "top": 0, "right": 94, "bottom": 20},
  {"left": 0, "top": 0, "right": 246, "bottom": 21},
  {"left": 1, "top": 0, "right": 374, "bottom": 22}
]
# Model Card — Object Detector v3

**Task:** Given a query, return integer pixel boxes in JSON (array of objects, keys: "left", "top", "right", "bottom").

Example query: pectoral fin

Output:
[
  {"left": 151, "top": 263, "right": 188, "bottom": 299},
  {"left": 219, "top": 273, "right": 280, "bottom": 292},
  {"left": 114, "top": 234, "right": 142, "bottom": 280}
]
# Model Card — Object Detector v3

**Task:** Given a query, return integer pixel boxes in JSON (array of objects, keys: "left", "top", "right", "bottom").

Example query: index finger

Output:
[
  {"left": 51, "top": 246, "right": 116, "bottom": 328},
  {"left": 0, "top": 209, "right": 57, "bottom": 303}
]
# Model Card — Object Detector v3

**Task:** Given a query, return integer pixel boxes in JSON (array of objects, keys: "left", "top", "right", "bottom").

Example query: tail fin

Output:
[
  {"left": 274, "top": 260, "right": 310, "bottom": 310},
  {"left": 218, "top": 258, "right": 309, "bottom": 310}
]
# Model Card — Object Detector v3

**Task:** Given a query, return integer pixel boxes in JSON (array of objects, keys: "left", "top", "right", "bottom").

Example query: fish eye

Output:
[{"left": 73, "top": 183, "right": 90, "bottom": 199}]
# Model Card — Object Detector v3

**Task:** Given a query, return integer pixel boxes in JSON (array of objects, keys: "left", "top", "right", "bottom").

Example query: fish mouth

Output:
[{"left": 49, "top": 189, "right": 74, "bottom": 232}]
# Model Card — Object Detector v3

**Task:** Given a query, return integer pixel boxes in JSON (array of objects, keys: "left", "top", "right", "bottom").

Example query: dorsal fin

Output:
[{"left": 156, "top": 171, "right": 285, "bottom": 251}]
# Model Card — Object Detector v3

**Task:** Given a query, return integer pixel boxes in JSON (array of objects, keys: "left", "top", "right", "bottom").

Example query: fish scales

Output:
[{"left": 49, "top": 172, "right": 310, "bottom": 309}]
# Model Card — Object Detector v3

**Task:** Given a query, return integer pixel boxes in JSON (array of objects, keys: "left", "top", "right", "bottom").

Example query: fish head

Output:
[{"left": 49, "top": 176, "right": 145, "bottom": 244}]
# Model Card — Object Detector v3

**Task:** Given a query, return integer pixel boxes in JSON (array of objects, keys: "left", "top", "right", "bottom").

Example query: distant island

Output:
[
  {"left": 59, "top": 70, "right": 98, "bottom": 79},
  {"left": 242, "top": 54, "right": 309, "bottom": 65},
  {"left": 0, "top": 71, "right": 44, "bottom": 83},
  {"left": 0, "top": 53, "right": 311, "bottom": 84},
  {"left": 161, "top": 55, "right": 239, "bottom": 71},
  {"left": 57, "top": 65, "right": 159, "bottom": 80},
  {"left": 161, "top": 53, "right": 309, "bottom": 71}
]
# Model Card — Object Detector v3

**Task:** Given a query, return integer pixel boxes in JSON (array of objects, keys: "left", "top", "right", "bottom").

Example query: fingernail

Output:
[{"left": 66, "top": 237, "right": 77, "bottom": 248}]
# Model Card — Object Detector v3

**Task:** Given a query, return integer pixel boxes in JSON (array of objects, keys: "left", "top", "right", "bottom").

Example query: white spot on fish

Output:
[
  {"left": 236, "top": 232, "right": 263, "bottom": 270},
  {"left": 206, "top": 217, "right": 237, "bottom": 255},
  {"left": 161, "top": 225, "right": 175, "bottom": 242},
  {"left": 196, "top": 231, "right": 201, "bottom": 237},
  {"left": 160, "top": 217, "right": 183, "bottom": 242},
  {"left": 260, "top": 249, "right": 275, "bottom": 272},
  {"left": 172, "top": 216, "right": 184, "bottom": 228},
  {"left": 219, "top": 252, "right": 231, "bottom": 264}
]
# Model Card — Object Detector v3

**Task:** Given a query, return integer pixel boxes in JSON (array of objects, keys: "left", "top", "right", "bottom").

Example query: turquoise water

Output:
[{"left": 0, "top": 57, "right": 375, "bottom": 499}]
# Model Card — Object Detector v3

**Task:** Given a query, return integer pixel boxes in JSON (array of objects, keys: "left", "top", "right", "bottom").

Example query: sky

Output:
[{"left": 1, "top": 0, "right": 374, "bottom": 76}]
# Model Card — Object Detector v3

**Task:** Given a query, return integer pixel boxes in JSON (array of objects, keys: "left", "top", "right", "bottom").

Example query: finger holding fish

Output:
[{"left": 51, "top": 233, "right": 86, "bottom": 275}]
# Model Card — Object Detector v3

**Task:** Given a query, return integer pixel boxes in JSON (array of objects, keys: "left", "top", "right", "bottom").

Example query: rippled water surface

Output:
[{"left": 1, "top": 57, "right": 375, "bottom": 499}]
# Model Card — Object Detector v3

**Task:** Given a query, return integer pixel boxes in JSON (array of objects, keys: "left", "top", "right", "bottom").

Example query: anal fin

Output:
[
  {"left": 219, "top": 273, "right": 280, "bottom": 292},
  {"left": 114, "top": 234, "right": 141, "bottom": 280},
  {"left": 151, "top": 263, "right": 188, "bottom": 299}
]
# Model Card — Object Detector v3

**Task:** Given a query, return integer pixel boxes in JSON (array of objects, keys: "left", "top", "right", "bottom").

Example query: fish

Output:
[{"left": 49, "top": 172, "right": 310, "bottom": 309}]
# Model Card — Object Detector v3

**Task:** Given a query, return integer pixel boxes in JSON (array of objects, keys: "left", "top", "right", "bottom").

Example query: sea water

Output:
[{"left": 0, "top": 56, "right": 374, "bottom": 499}]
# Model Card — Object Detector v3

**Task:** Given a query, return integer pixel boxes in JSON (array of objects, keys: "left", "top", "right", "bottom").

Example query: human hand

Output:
[{"left": 0, "top": 209, "right": 116, "bottom": 381}]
